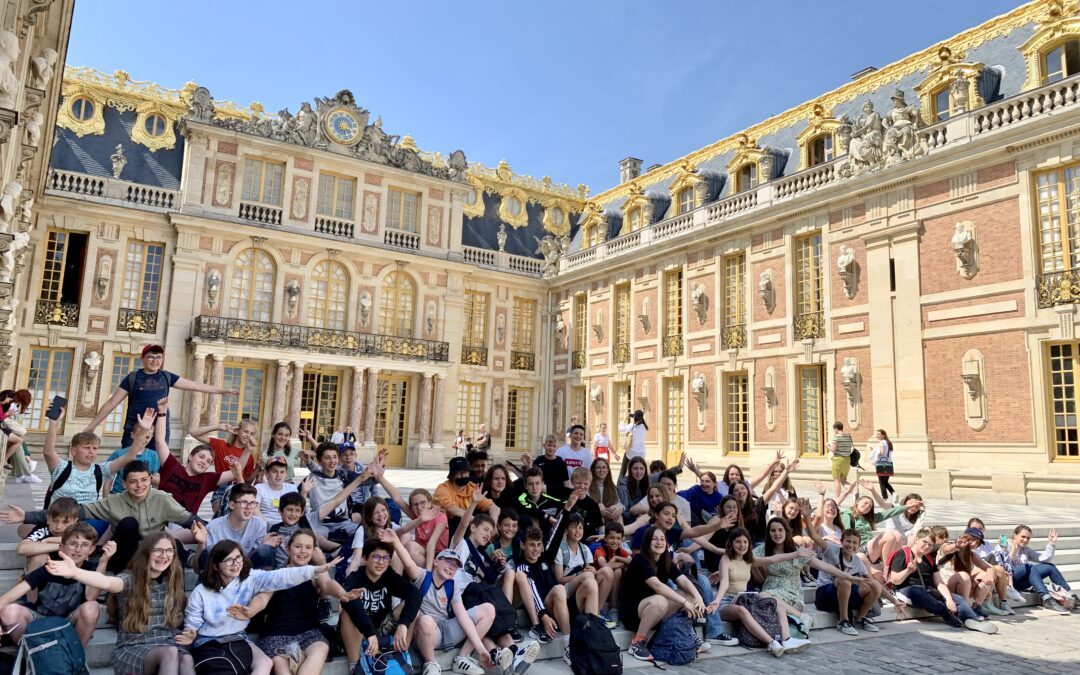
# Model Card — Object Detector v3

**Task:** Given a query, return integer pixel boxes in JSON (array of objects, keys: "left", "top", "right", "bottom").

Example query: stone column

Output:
[
  {"left": 363, "top": 367, "right": 381, "bottom": 445},
  {"left": 349, "top": 366, "right": 365, "bottom": 432},
  {"left": 419, "top": 372, "right": 434, "bottom": 445},
  {"left": 272, "top": 359, "right": 290, "bottom": 424},
  {"left": 431, "top": 374, "right": 444, "bottom": 446},
  {"left": 206, "top": 354, "right": 225, "bottom": 425},
  {"left": 187, "top": 352, "right": 206, "bottom": 429},
  {"left": 288, "top": 361, "right": 306, "bottom": 433}
]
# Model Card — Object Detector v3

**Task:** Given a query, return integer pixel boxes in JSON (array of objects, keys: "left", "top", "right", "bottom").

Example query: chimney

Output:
[
  {"left": 645, "top": 164, "right": 662, "bottom": 173},
  {"left": 619, "top": 157, "right": 643, "bottom": 184},
  {"left": 850, "top": 66, "right": 877, "bottom": 81}
]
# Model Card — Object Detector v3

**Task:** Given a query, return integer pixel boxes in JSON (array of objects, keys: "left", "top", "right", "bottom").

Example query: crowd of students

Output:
[{"left": 0, "top": 351, "right": 1076, "bottom": 674}]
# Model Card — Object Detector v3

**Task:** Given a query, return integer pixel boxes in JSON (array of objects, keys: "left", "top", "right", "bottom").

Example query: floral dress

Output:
[{"left": 753, "top": 544, "right": 812, "bottom": 612}]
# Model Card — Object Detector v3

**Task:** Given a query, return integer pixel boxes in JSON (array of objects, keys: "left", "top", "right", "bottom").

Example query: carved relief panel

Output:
[
  {"left": 361, "top": 192, "right": 380, "bottom": 235},
  {"left": 426, "top": 206, "right": 443, "bottom": 247},
  {"left": 289, "top": 176, "right": 310, "bottom": 221},
  {"left": 212, "top": 160, "right": 235, "bottom": 208}
]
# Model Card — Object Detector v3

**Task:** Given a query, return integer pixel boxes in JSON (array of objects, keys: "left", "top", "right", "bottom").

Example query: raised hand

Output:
[
  {"left": 226, "top": 604, "right": 258, "bottom": 621},
  {"left": 684, "top": 455, "right": 699, "bottom": 474},
  {"left": 191, "top": 521, "right": 207, "bottom": 546},
  {"left": 419, "top": 507, "right": 438, "bottom": 523},
  {"left": 44, "top": 551, "right": 79, "bottom": 578},
  {"left": 774, "top": 449, "right": 784, "bottom": 464},
  {"left": 565, "top": 488, "right": 582, "bottom": 511},
  {"left": 795, "top": 546, "right": 815, "bottom": 558},
  {"left": 787, "top": 458, "right": 800, "bottom": 473},
  {"left": 377, "top": 528, "right": 399, "bottom": 544},
  {"left": 261, "top": 533, "right": 282, "bottom": 548},
  {"left": 135, "top": 408, "right": 157, "bottom": 430},
  {"left": 1049, "top": 529, "right": 1058, "bottom": 545},
  {"left": 813, "top": 480, "right": 825, "bottom": 495},
  {"left": 520, "top": 453, "right": 533, "bottom": 469},
  {"left": 313, "top": 557, "right": 343, "bottom": 576},
  {"left": 470, "top": 483, "right": 484, "bottom": 504},
  {"left": 0, "top": 505, "right": 25, "bottom": 524},
  {"left": 299, "top": 475, "right": 316, "bottom": 497},
  {"left": 858, "top": 478, "right": 874, "bottom": 491},
  {"left": 100, "top": 541, "right": 117, "bottom": 562},
  {"left": 156, "top": 397, "right": 170, "bottom": 415}
]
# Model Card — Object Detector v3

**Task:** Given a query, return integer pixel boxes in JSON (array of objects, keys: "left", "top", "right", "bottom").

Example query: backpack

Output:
[
  {"left": 884, "top": 546, "right": 936, "bottom": 590},
  {"left": 419, "top": 571, "right": 454, "bottom": 618},
  {"left": 568, "top": 612, "right": 622, "bottom": 675},
  {"left": 849, "top": 448, "right": 862, "bottom": 469},
  {"left": 648, "top": 612, "right": 697, "bottom": 666},
  {"left": 462, "top": 581, "right": 517, "bottom": 639},
  {"left": 355, "top": 650, "right": 414, "bottom": 675},
  {"left": 192, "top": 636, "right": 254, "bottom": 675},
  {"left": 733, "top": 593, "right": 781, "bottom": 648},
  {"left": 43, "top": 462, "right": 103, "bottom": 508},
  {"left": 12, "top": 616, "right": 89, "bottom": 675}
]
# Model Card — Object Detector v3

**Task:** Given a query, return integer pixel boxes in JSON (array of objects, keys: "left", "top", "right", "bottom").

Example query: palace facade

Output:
[{"left": 6, "top": 0, "right": 1080, "bottom": 504}]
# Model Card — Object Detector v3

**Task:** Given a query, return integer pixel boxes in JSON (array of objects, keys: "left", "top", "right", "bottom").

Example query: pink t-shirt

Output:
[{"left": 414, "top": 511, "right": 449, "bottom": 551}]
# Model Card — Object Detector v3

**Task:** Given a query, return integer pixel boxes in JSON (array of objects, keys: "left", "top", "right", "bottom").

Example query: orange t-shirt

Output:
[{"left": 208, "top": 436, "right": 256, "bottom": 477}]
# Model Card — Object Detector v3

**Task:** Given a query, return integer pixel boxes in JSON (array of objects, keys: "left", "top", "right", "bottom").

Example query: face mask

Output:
[{"left": 454, "top": 477, "right": 472, "bottom": 487}]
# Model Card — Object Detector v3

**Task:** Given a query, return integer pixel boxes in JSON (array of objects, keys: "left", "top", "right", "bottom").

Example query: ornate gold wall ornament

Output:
[
  {"left": 468, "top": 160, "right": 587, "bottom": 211},
  {"left": 914, "top": 60, "right": 987, "bottom": 124},
  {"left": 725, "top": 139, "right": 772, "bottom": 190},
  {"left": 668, "top": 161, "right": 706, "bottom": 212},
  {"left": 578, "top": 201, "right": 607, "bottom": 244},
  {"left": 795, "top": 104, "right": 844, "bottom": 170},
  {"left": 1020, "top": 11, "right": 1080, "bottom": 90},
  {"left": 498, "top": 186, "right": 529, "bottom": 229},
  {"left": 619, "top": 182, "right": 650, "bottom": 236},
  {"left": 56, "top": 88, "right": 107, "bottom": 137},
  {"left": 131, "top": 102, "right": 179, "bottom": 151},
  {"left": 462, "top": 175, "right": 486, "bottom": 219},
  {"left": 589, "top": 0, "right": 1055, "bottom": 207}
]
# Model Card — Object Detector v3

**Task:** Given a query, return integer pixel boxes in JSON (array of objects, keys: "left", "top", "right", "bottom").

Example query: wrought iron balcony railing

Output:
[
  {"left": 34, "top": 300, "right": 79, "bottom": 327},
  {"left": 662, "top": 334, "right": 683, "bottom": 358},
  {"left": 1037, "top": 270, "right": 1080, "bottom": 308},
  {"left": 117, "top": 307, "right": 158, "bottom": 334},
  {"left": 611, "top": 342, "right": 630, "bottom": 364},
  {"left": 510, "top": 350, "right": 535, "bottom": 371},
  {"left": 794, "top": 311, "right": 826, "bottom": 340},
  {"left": 571, "top": 350, "right": 587, "bottom": 369},
  {"left": 721, "top": 324, "right": 746, "bottom": 350},
  {"left": 191, "top": 316, "right": 449, "bottom": 362},
  {"left": 461, "top": 344, "right": 488, "bottom": 366}
]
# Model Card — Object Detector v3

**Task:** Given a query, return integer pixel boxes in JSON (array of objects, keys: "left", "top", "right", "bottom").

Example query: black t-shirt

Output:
[
  {"left": 619, "top": 553, "right": 684, "bottom": 621},
  {"left": 341, "top": 568, "right": 421, "bottom": 637},
  {"left": 570, "top": 495, "right": 604, "bottom": 538},
  {"left": 704, "top": 527, "right": 737, "bottom": 573},
  {"left": 119, "top": 369, "right": 179, "bottom": 443},
  {"left": 743, "top": 498, "right": 768, "bottom": 543},
  {"left": 889, "top": 549, "right": 938, "bottom": 590},
  {"left": 261, "top": 579, "right": 320, "bottom": 637},
  {"left": 23, "top": 562, "right": 90, "bottom": 617},
  {"left": 533, "top": 455, "right": 570, "bottom": 498}
]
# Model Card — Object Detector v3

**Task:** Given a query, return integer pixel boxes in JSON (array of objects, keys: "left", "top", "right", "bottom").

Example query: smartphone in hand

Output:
[{"left": 45, "top": 395, "right": 66, "bottom": 421}]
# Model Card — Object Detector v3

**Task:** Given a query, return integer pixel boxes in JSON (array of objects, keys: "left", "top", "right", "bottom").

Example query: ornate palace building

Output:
[{"left": 6, "top": 0, "right": 1080, "bottom": 504}]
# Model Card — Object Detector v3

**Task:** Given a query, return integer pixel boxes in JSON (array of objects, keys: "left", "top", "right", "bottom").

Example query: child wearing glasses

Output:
[
  {"left": 43, "top": 532, "right": 193, "bottom": 674},
  {"left": 195, "top": 483, "right": 276, "bottom": 572}
]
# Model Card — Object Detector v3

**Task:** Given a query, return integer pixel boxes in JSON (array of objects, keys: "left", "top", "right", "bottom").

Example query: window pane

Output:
[
  {"left": 104, "top": 354, "right": 140, "bottom": 434},
  {"left": 935, "top": 88, "right": 951, "bottom": 122},
  {"left": 26, "top": 349, "right": 73, "bottom": 431}
]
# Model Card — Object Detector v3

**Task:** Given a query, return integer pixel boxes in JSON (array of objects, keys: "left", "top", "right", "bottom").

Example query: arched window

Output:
[
  {"left": 932, "top": 86, "right": 953, "bottom": 122},
  {"left": 677, "top": 187, "right": 694, "bottom": 215},
  {"left": 737, "top": 164, "right": 757, "bottom": 193},
  {"left": 379, "top": 271, "right": 415, "bottom": 337},
  {"left": 229, "top": 249, "right": 275, "bottom": 322},
  {"left": 807, "top": 134, "right": 834, "bottom": 167},
  {"left": 70, "top": 96, "right": 94, "bottom": 121},
  {"left": 309, "top": 260, "right": 349, "bottom": 330},
  {"left": 1045, "top": 40, "right": 1080, "bottom": 84}
]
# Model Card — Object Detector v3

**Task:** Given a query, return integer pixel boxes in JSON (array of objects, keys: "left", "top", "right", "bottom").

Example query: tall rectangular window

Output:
[
  {"left": 613, "top": 381, "right": 632, "bottom": 431},
  {"left": 724, "top": 372, "right": 750, "bottom": 455},
  {"left": 614, "top": 284, "right": 631, "bottom": 345},
  {"left": 316, "top": 173, "right": 356, "bottom": 220},
  {"left": 723, "top": 254, "right": 745, "bottom": 327},
  {"left": 664, "top": 377, "right": 684, "bottom": 464},
  {"left": 38, "top": 230, "right": 88, "bottom": 304},
  {"left": 1035, "top": 166, "right": 1080, "bottom": 273},
  {"left": 511, "top": 298, "right": 535, "bottom": 351},
  {"left": 26, "top": 348, "right": 73, "bottom": 431},
  {"left": 220, "top": 363, "right": 266, "bottom": 429},
  {"left": 505, "top": 386, "right": 533, "bottom": 452},
  {"left": 795, "top": 233, "right": 823, "bottom": 315},
  {"left": 1049, "top": 343, "right": 1080, "bottom": 458},
  {"left": 574, "top": 295, "right": 588, "bottom": 352},
  {"left": 664, "top": 270, "right": 683, "bottom": 338},
  {"left": 386, "top": 187, "right": 420, "bottom": 233},
  {"left": 104, "top": 353, "right": 140, "bottom": 435},
  {"left": 121, "top": 241, "right": 165, "bottom": 311},
  {"left": 463, "top": 291, "right": 488, "bottom": 347},
  {"left": 677, "top": 188, "right": 694, "bottom": 215},
  {"left": 572, "top": 385, "right": 587, "bottom": 426},
  {"left": 798, "top": 365, "right": 826, "bottom": 456},
  {"left": 456, "top": 381, "right": 484, "bottom": 437},
  {"left": 241, "top": 158, "right": 284, "bottom": 205}
]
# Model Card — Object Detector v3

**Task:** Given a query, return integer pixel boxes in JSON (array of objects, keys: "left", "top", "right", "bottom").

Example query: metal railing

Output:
[
  {"left": 662, "top": 334, "right": 683, "bottom": 358},
  {"left": 1037, "top": 270, "right": 1080, "bottom": 308},
  {"left": 34, "top": 300, "right": 79, "bottom": 327},
  {"left": 117, "top": 307, "right": 158, "bottom": 334},
  {"left": 510, "top": 350, "right": 535, "bottom": 371},
  {"left": 191, "top": 315, "right": 449, "bottom": 362},
  {"left": 611, "top": 342, "right": 630, "bottom": 364},
  {"left": 571, "top": 350, "right": 587, "bottom": 369},
  {"left": 720, "top": 324, "right": 746, "bottom": 350},
  {"left": 461, "top": 344, "right": 488, "bottom": 366},
  {"left": 794, "top": 311, "right": 825, "bottom": 340}
]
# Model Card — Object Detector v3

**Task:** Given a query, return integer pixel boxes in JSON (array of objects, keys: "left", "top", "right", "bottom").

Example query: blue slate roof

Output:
[
  {"left": 461, "top": 191, "right": 582, "bottom": 259},
  {"left": 50, "top": 105, "right": 184, "bottom": 190}
]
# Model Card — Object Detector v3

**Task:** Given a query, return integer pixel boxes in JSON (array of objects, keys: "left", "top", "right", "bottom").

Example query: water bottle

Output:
[{"left": 999, "top": 534, "right": 1008, "bottom": 548}]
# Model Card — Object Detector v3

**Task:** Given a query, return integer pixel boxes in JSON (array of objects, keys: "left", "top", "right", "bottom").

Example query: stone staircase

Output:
[{"left": 0, "top": 521, "right": 1071, "bottom": 674}]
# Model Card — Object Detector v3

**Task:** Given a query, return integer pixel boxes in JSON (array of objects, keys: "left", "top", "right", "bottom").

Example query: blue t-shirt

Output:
[
  {"left": 105, "top": 447, "right": 161, "bottom": 494},
  {"left": 119, "top": 369, "right": 179, "bottom": 445}
]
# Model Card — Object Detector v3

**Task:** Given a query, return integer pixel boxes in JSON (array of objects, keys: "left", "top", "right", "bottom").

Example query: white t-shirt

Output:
[
  {"left": 555, "top": 540, "right": 594, "bottom": 575},
  {"left": 618, "top": 423, "right": 648, "bottom": 460},
  {"left": 49, "top": 460, "right": 113, "bottom": 504},
  {"left": 255, "top": 482, "right": 298, "bottom": 526},
  {"left": 351, "top": 522, "right": 400, "bottom": 552},
  {"left": 413, "top": 569, "right": 471, "bottom": 619},
  {"left": 556, "top": 445, "right": 592, "bottom": 476},
  {"left": 593, "top": 433, "right": 610, "bottom": 448}
]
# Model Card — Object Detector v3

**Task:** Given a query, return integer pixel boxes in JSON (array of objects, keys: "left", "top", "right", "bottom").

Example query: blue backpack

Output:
[
  {"left": 648, "top": 613, "right": 698, "bottom": 666},
  {"left": 355, "top": 650, "right": 413, "bottom": 675},
  {"left": 13, "top": 616, "right": 89, "bottom": 675}
]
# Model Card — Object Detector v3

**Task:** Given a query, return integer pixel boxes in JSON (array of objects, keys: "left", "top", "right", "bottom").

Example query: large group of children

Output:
[{"left": 0, "top": 350, "right": 1076, "bottom": 674}]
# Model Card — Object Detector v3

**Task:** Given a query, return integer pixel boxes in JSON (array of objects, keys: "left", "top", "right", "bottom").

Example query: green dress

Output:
[{"left": 753, "top": 544, "right": 812, "bottom": 612}]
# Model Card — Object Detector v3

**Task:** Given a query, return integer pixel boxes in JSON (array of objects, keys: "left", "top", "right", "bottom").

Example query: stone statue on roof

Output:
[
  {"left": 843, "top": 101, "right": 884, "bottom": 175},
  {"left": 447, "top": 149, "right": 468, "bottom": 181},
  {"left": 186, "top": 86, "right": 215, "bottom": 123},
  {"left": 882, "top": 89, "right": 924, "bottom": 165},
  {"left": 295, "top": 102, "right": 318, "bottom": 146}
]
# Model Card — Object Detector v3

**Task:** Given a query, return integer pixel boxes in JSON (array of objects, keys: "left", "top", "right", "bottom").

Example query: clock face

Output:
[{"left": 325, "top": 108, "right": 361, "bottom": 145}]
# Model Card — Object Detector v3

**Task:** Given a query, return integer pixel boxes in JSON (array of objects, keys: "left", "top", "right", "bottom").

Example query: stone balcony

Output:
[
  {"left": 46, "top": 168, "right": 180, "bottom": 212},
  {"left": 560, "top": 74, "right": 1080, "bottom": 275},
  {"left": 190, "top": 315, "right": 449, "bottom": 362}
]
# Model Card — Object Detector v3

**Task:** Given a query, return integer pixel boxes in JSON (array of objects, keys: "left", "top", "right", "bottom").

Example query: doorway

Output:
[
  {"left": 300, "top": 370, "right": 342, "bottom": 441},
  {"left": 375, "top": 374, "right": 410, "bottom": 467}
]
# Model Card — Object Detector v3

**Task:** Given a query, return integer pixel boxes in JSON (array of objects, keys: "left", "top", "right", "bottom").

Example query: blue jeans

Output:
[
  {"left": 1012, "top": 562, "right": 1070, "bottom": 599},
  {"left": 904, "top": 586, "right": 978, "bottom": 622}
]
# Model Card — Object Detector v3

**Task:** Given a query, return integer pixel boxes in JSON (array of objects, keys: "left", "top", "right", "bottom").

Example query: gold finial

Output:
[
  {"left": 400, "top": 135, "right": 418, "bottom": 152},
  {"left": 496, "top": 160, "right": 512, "bottom": 181},
  {"left": 577, "top": 184, "right": 589, "bottom": 199},
  {"left": 114, "top": 70, "right": 130, "bottom": 87},
  {"left": 542, "top": 176, "right": 552, "bottom": 188},
  {"left": 250, "top": 101, "right": 264, "bottom": 115}
]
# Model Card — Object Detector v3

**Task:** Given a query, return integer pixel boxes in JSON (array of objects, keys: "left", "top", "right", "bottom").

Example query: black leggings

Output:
[{"left": 878, "top": 475, "right": 895, "bottom": 500}]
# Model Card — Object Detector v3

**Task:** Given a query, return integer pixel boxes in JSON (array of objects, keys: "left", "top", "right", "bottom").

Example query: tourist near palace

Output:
[{"left": 3, "top": 0, "right": 1080, "bottom": 505}]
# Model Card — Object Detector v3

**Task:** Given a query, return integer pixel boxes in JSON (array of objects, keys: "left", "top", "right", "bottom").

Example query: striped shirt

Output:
[{"left": 831, "top": 433, "right": 853, "bottom": 457}]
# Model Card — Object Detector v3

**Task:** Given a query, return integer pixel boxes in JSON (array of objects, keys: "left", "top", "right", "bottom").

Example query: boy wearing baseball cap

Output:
[
  {"left": 434, "top": 456, "right": 498, "bottom": 537},
  {"left": 255, "top": 456, "right": 299, "bottom": 527}
]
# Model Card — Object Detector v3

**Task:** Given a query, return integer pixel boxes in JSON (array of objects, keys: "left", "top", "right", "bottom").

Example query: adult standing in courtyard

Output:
[
  {"left": 827, "top": 421, "right": 854, "bottom": 502},
  {"left": 618, "top": 410, "right": 648, "bottom": 480},
  {"left": 83, "top": 344, "right": 238, "bottom": 450},
  {"left": 474, "top": 423, "right": 492, "bottom": 453}
]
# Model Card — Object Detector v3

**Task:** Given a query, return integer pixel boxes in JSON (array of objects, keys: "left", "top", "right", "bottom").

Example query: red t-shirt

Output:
[
  {"left": 209, "top": 437, "right": 255, "bottom": 476},
  {"left": 593, "top": 542, "right": 632, "bottom": 564},
  {"left": 158, "top": 454, "right": 221, "bottom": 514}
]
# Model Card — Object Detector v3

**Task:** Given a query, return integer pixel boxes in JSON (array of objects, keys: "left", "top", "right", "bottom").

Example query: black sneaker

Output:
[
  {"left": 628, "top": 640, "right": 653, "bottom": 662},
  {"left": 508, "top": 628, "right": 524, "bottom": 643},
  {"left": 528, "top": 624, "right": 552, "bottom": 644},
  {"left": 943, "top": 612, "right": 964, "bottom": 628},
  {"left": 709, "top": 633, "right": 739, "bottom": 646}
]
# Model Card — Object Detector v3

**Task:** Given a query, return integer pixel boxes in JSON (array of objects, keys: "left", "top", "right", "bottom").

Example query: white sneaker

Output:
[
  {"left": 27, "top": 460, "right": 37, "bottom": 472},
  {"left": 451, "top": 655, "right": 485, "bottom": 675},
  {"left": 13, "top": 475, "right": 28, "bottom": 483},
  {"left": 26, "top": 474, "right": 41, "bottom": 484},
  {"left": 489, "top": 647, "right": 513, "bottom": 674},
  {"left": 1007, "top": 586, "right": 1025, "bottom": 602},
  {"left": 964, "top": 618, "right": 998, "bottom": 634},
  {"left": 781, "top": 637, "right": 811, "bottom": 653},
  {"left": 423, "top": 662, "right": 442, "bottom": 675},
  {"left": 767, "top": 639, "right": 784, "bottom": 657},
  {"left": 511, "top": 641, "right": 540, "bottom": 674}
]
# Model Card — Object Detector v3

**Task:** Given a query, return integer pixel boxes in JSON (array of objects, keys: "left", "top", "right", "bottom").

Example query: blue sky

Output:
[{"left": 67, "top": 0, "right": 1022, "bottom": 193}]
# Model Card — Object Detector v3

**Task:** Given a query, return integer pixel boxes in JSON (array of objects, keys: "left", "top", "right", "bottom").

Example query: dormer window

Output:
[
  {"left": 144, "top": 113, "right": 167, "bottom": 138},
  {"left": 932, "top": 86, "right": 953, "bottom": 122},
  {"left": 677, "top": 187, "right": 694, "bottom": 214},
  {"left": 1045, "top": 40, "right": 1080, "bottom": 84},
  {"left": 70, "top": 96, "right": 94, "bottom": 121},
  {"left": 736, "top": 163, "right": 757, "bottom": 193},
  {"left": 808, "top": 134, "right": 833, "bottom": 167},
  {"left": 627, "top": 207, "right": 642, "bottom": 232}
]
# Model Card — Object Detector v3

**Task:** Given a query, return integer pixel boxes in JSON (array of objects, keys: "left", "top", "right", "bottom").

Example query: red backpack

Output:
[{"left": 884, "top": 545, "right": 935, "bottom": 589}]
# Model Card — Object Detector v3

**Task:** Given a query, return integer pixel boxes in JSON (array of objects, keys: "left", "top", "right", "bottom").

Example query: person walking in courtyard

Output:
[
  {"left": 618, "top": 410, "right": 648, "bottom": 479},
  {"left": 827, "top": 421, "right": 854, "bottom": 502},
  {"left": 870, "top": 429, "right": 896, "bottom": 503}
]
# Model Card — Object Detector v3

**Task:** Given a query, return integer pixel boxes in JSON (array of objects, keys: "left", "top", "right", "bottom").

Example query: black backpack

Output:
[
  {"left": 43, "top": 462, "right": 103, "bottom": 508},
  {"left": 568, "top": 613, "right": 622, "bottom": 675}
]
